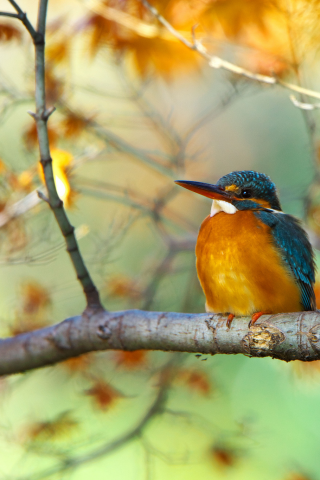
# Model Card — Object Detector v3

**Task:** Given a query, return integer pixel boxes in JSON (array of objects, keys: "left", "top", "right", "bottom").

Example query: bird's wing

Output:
[{"left": 254, "top": 211, "right": 316, "bottom": 311}]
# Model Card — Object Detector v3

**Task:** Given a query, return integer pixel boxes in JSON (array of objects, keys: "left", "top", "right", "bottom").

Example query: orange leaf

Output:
[
  {"left": 46, "top": 38, "right": 70, "bottom": 65},
  {"left": 60, "top": 111, "right": 91, "bottom": 139},
  {"left": 85, "top": 381, "right": 123, "bottom": 410},
  {"left": 45, "top": 65, "right": 65, "bottom": 104},
  {"left": 0, "top": 159, "right": 7, "bottom": 175},
  {"left": 202, "top": 0, "right": 277, "bottom": 39},
  {"left": 107, "top": 275, "right": 142, "bottom": 301},
  {"left": 114, "top": 350, "right": 147, "bottom": 369},
  {"left": 20, "top": 280, "right": 51, "bottom": 315},
  {"left": 24, "top": 412, "right": 78, "bottom": 443},
  {"left": 178, "top": 369, "right": 211, "bottom": 395},
  {"left": 0, "top": 23, "right": 22, "bottom": 42},
  {"left": 61, "top": 353, "right": 93, "bottom": 372},
  {"left": 284, "top": 474, "right": 313, "bottom": 480},
  {"left": 23, "top": 122, "right": 58, "bottom": 150},
  {"left": 210, "top": 445, "right": 237, "bottom": 468},
  {"left": 292, "top": 359, "right": 320, "bottom": 377}
]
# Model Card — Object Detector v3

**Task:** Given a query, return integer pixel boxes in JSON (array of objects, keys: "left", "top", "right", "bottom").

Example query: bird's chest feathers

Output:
[
  {"left": 195, "top": 209, "right": 301, "bottom": 315},
  {"left": 196, "top": 209, "right": 268, "bottom": 283}
]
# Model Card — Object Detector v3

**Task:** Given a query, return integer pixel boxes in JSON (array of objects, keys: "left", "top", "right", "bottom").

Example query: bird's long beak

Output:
[{"left": 175, "top": 180, "right": 233, "bottom": 202}]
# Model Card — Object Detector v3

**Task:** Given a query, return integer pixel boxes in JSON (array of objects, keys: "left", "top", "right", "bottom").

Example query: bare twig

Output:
[
  {"left": 6, "top": 0, "right": 40, "bottom": 41},
  {"left": 0, "top": 11, "right": 20, "bottom": 18},
  {"left": 30, "top": 0, "right": 102, "bottom": 310},
  {"left": 139, "top": 0, "right": 320, "bottom": 102},
  {"left": 1, "top": 0, "right": 102, "bottom": 309},
  {"left": 37, "top": 190, "right": 49, "bottom": 203},
  {"left": 290, "top": 95, "right": 320, "bottom": 110},
  {"left": 0, "top": 190, "right": 41, "bottom": 228}
]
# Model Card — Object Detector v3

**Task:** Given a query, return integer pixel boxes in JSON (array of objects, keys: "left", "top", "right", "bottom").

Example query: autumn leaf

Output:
[
  {"left": 84, "top": 11, "right": 114, "bottom": 58},
  {"left": 60, "top": 111, "right": 92, "bottom": 139},
  {"left": 202, "top": 0, "right": 278, "bottom": 39},
  {"left": 3, "top": 218, "right": 28, "bottom": 255},
  {"left": 23, "top": 121, "right": 58, "bottom": 150},
  {"left": 107, "top": 274, "right": 142, "bottom": 301},
  {"left": 46, "top": 37, "right": 70, "bottom": 65},
  {"left": 210, "top": 444, "right": 238, "bottom": 468},
  {"left": 81, "top": 0, "right": 199, "bottom": 76},
  {"left": 177, "top": 369, "right": 211, "bottom": 395},
  {"left": 10, "top": 280, "right": 51, "bottom": 335},
  {"left": 119, "top": 36, "right": 199, "bottom": 78},
  {"left": 61, "top": 353, "right": 93, "bottom": 372},
  {"left": 284, "top": 473, "right": 314, "bottom": 480},
  {"left": 16, "top": 170, "right": 35, "bottom": 193},
  {"left": 0, "top": 23, "right": 22, "bottom": 43},
  {"left": 114, "top": 350, "right": 148, "bottom": 369},
  {"left": 45, "top": 65, "right": 65, "bottom": 104},
  {"left": 24, "top": 411, "right": 78, "bottom": 443},
  {"left": 0, "top": 159, "right": 7, "bottom": 175},
  {"left": 292, "top": 359, "right": 320, "bottom": 377},
  {"left": 20, "top": 280, "right": 51, "bottom": 315},
  {"left": 39, "top": 148, "right": 76, "bottom": 207},
  {"left": 85, "top": 380, "right": 123, "bottom": 410}
]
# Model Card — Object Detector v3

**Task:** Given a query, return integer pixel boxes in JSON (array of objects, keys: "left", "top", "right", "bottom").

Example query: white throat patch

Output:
[{"left": 210, "top": 200, "right": 238, "bottom": 217}]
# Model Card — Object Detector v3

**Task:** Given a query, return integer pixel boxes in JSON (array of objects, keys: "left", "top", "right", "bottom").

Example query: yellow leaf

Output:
[
  {"left": 39, "top": 149, "right": 74, "bottom": 207},
  {"left": 0, "top": 159, "right": 7, "bottom": 175}
]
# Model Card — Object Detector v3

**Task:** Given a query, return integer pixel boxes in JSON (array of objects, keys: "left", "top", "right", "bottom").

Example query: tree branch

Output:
[
  {"left": 139, "top": 0, "right": 320, "bottom": 104},
  {"left": 6, "top": 0, "right": 39, "bottom": 41},
  {"left": 30, "top": 0, "right": 102, "bottom": 310},
  {"left": 1, "top": 0, "right": 102, "bottom": 309},
  {"left": 2, "top": 310, "right": 320, "bottom": 376}
]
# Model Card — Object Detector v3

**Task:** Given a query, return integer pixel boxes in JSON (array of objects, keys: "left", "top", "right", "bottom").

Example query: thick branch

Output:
[{"left": 1, "top": 310, "right": 320, "bottom": 375}]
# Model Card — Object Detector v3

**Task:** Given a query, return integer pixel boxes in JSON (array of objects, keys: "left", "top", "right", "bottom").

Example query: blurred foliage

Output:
[{"left": 1, "top": 0, "right": 320, "bottom": 479}]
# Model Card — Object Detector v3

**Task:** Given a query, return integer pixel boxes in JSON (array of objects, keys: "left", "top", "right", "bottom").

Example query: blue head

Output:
[
  {"left": 217, "top": 171, "right": 281, "bottom": 211},
  {"left": 175, "top": 170, "right": 282, "bottom": 212}
]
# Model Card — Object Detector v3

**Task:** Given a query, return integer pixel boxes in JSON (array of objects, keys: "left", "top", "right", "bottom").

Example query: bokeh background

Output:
[{"left": 0, "top": 0, "right": 320, "bottom": 479}]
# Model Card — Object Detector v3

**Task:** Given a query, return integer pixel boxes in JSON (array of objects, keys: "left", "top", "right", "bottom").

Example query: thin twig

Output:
[
  {"left": 30, "top": 0, "right": 102, "bottom": 310},
  {"left": 7, "top": 0, "right": 39, "bottom": 40},
  {"left": 290, "top": 95, "right": 320, "bottom": 110},
  {"left": 0, "top": 11, "right": 20, "bottom": 18},
  {"left": 0, "top": 190, "right": 41, "bottom": 228},
  {"left": 1, "top": 0, "right": 102, "bottom": 309},
  {"left": 140, "top": 0, "right": 320, "bottom": 102}
]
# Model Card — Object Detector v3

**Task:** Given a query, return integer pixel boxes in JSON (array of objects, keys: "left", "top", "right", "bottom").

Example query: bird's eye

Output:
[{"left": 241, "top": 189, "right": 252, "bottom": 198}]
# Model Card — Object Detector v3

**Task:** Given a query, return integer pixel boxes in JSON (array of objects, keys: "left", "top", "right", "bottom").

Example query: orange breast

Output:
[{"left": 196, "top": 211, "right": 302, "bottom": 315}]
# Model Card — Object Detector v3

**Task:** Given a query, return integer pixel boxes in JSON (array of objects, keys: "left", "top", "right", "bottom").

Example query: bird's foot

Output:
[
  {"left": 249, "top": 311, "right": 269, "bottom": 328},
  {"left": 226, "top": 313, "right": 235, "bottom": 329}
]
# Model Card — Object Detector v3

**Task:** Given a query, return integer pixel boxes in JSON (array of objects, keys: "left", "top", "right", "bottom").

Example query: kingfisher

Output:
[{"left": 175, "top": 171, "right": 316, "bottom": 327}]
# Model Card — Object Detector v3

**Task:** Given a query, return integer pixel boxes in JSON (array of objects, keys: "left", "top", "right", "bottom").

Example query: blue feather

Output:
[{"left": 254, "top": 211, "right": 316, "bottom": 311}]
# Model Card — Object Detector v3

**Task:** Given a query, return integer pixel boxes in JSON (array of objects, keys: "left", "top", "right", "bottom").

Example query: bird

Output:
[{"left": 175, "top": 170, "right": 316, "bottom": 327}]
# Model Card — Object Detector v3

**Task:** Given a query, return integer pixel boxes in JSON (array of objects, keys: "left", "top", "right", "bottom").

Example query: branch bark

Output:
[{"left": 2, "top": 310, "right": 320, "bottom": 376}]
